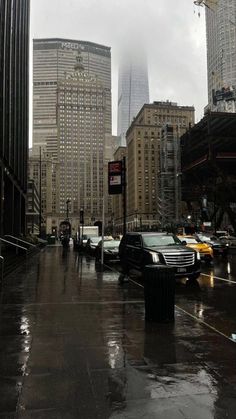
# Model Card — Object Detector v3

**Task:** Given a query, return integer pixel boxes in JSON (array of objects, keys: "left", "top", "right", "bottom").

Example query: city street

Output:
[
  {"left": 1, "top": 245, "right": 236, "bottom": 418},
  {"left": 1, "top": 1, "right": 236, "bottom": 418}
]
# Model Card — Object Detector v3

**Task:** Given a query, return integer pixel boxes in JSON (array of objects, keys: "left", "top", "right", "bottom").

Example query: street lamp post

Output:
[
  {"left": 66, "top": 199, "right": 71, "bottom": 220},
  {"left": 111, "top": 213, "right": 114, "bottom": 235},
  {"left": 80, "top": 208, "right": 84, "bottom": 245},
  {"left": 134, "top": 209, "right": 138, "bottom": 231},
  {"left": 176, "top": 172, "right": 182, "bottom": 224},
  {"left": 39, "top": 147, "right": 42, "bottom": 238}
]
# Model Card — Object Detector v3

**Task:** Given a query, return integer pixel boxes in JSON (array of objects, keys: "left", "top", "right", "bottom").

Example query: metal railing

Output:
[
  {"left": 0, "top": 237, "right": 28, "bottom": 256},
  {"left": 0, "top": 238, "right": 28, "bottom": 284},
  {"left": 0, "top": 256, "right": 4, "bottom": 284},
  {"left": 4, "top": 235, "right": 36, "bottom": 249},
  {"left": 0, "top": 236, "right": 38, "bottom": 285}
]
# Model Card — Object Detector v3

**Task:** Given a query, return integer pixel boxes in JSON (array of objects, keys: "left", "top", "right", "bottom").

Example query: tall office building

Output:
[
  {"left": 126, "top": 101, "right": 194, "bottom": 230},
  {"left": 0, "top": 0, "right": 30, "bottom": 235},
  {"left": 206, "top": 1, "right": 236, "bottom": 109},
  {"left": 117, "top": 52, "right": 149, "bottom": 143},
  {"left": 56, "top": 55, "right": 106, "bottom": 225},
  {"left": 32, "top": 39, "right": 112, "bottom": 232},
  {"left": 33, "top": 38, "right": 111, "bottom": 157}
]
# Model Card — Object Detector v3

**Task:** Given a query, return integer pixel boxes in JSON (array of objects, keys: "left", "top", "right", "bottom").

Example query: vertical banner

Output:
[{"left": 108, "top": 160, "right": 123, "bottom": 195}]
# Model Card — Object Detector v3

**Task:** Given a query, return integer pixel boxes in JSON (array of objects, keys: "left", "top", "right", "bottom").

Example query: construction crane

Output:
[
  {"left": 194, "top": 1, "right": 236, "bottom": 30},
  {"left": 194, "top": 0, "right": 217, "bottom": 10},
  {"left": 194, "top": 0, "right": 218, "bottom": 16}
]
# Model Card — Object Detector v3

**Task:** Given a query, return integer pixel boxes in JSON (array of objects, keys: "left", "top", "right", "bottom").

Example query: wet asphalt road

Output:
[{"left": 1, "top": 244, "right": 236, "bottom": 418}]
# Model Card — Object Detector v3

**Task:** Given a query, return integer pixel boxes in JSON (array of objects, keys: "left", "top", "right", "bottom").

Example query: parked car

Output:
[
  {"left": 195, "top": 233, "right": 228, "bottom": 256},
  {"left": 215, "top": 230, "right": 228, "bottom": 238},
  {"left": 85, "top": 236, "right": 102, "bottom": 254},
  {"left": 218, "top": 235, "right": 236, "bottom": 247},
  {"left": 177, "top": 235, "right": 213, "bottom": 262},
  {"left": 119, "top": 232, "right": 201, "bottom": 280},
  {"left": 95, "top": 239, "right": 121, "bottom": 263}
]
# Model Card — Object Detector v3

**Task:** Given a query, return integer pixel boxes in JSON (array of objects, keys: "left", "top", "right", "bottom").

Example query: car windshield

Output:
[
  {"left": 198, "top": 235, "right": 211, "bottom": 242},
  {"left": 182, "top": 237, "right": 199, "bottom": 244},
  {"left": 91, "top": 237, "right": 102, "bottom": 244},
  {"left": 198, "top": 234, "right": 219, "bottom": 242},
  {"left": 143, "top": 235, "right": 181, "bottom": 247},
  {"left": 178, "top": 236, "right": 202, "bottom": 244},
  {"left": 104, "top": 240, "right": 120, "bottom": 248}
]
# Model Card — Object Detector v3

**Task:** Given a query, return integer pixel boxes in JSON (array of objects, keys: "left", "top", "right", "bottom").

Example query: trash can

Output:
[
  {"left": 144, "top": 265, "right": 175, "bottom": 322},
  {"left": 47, "top": 235, "right": 56, "bottom": 245}
]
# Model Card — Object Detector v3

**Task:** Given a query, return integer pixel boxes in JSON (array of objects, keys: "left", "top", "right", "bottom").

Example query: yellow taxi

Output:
[{"left": 177, "top": 235, "right": 213, "bottom": 262}]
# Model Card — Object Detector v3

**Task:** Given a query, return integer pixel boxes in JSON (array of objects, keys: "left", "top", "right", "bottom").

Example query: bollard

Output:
[{"left": 144, "top": 265, "right": 175, "bottom": 322}]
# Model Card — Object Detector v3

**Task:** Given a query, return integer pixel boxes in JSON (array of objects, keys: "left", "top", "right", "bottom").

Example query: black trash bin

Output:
[
  {"left": 47, "top": 235, "right": 56, "bottom": 245},
  {"left": 144, "top": 265, "right": 175, "bottom": 322}
]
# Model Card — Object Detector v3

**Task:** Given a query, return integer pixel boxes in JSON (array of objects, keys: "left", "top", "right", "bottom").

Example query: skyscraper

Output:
[
  {"left": 117, "top": 52, "right": 149, "bottom": 143},
  {"left": 0, "top": 0, "right": 30, "bottom": 235},
  {"left": 33, "top": 38, "right": 111, "bottom": 157},
  {"left": 56, "top": 55, "right": 106, "bottom": 223},
  {"left": 32, "top": 39, "right": 112, "bottom": 232},
  {"left": 206, "top": 1, "right": 236, "bottom": 109}
]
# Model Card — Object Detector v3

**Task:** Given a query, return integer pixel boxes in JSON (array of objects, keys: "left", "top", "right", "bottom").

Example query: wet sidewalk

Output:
[{"left": 1, "top": 245, "right": 236, "bottom": 418}]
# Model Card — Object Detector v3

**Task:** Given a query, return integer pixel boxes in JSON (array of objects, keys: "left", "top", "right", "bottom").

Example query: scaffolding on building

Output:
[
  {"left": 158, "top": 125, "right": 181, "bottom": 229},
  {"left": 213, "top": 86, "right": 236, "bottom": 113}
]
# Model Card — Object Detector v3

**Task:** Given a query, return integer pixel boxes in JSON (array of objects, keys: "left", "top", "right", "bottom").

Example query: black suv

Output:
[{"left": 119, "top": 232, "right": 201, "bottom": 280}]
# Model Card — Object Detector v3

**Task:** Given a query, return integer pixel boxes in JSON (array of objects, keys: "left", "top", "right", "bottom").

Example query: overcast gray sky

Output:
[{"left": 30, "top": 0, "right": 208, "bottom": 135}]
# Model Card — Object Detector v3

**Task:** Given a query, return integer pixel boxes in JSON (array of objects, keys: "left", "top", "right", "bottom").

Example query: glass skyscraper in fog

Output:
[{"left": 117, "top": 52, "right": 149, "bottom": 144}]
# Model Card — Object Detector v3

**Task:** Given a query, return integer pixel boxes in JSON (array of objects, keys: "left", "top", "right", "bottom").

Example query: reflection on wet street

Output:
[
  {"left": 1, "top": 245, "right": 236, "bottom": 418},
  {"left": 175, "top": 254, "right": 236, "bottom": 341}
]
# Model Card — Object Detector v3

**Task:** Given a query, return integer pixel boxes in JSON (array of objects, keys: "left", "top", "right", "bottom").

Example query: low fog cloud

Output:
[{"left": 31, "top": 0, "right": 207, "bottom": 133}]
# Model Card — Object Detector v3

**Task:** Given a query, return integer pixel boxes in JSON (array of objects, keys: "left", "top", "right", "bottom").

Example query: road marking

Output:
[
  {"left": 201, "top": 273, "right": 236, "bottom": 284},
  {"left": 176, "top": 305, "right": 235, "bottom": 343},
  {"left": 129, "top": 278, "right": 144, "bottom": 288},
  {"left": 91, "top": 261, "right": 236, "bottom": 343},
  {"left": 123, "top": 273, "right": 236, "bottom": 344}
]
